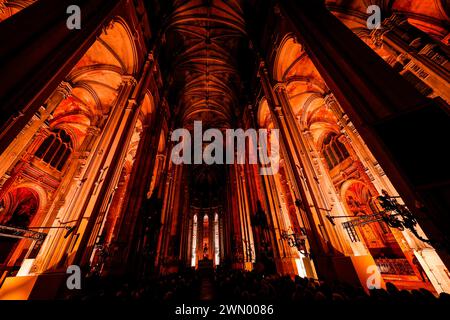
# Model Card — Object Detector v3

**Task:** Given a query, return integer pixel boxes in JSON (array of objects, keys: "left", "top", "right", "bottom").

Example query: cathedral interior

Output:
[{"left": 0, "top": 0, "right": 450, "bottom": 305}]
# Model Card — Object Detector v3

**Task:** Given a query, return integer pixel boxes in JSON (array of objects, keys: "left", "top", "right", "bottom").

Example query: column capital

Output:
[
  {"left": 86, "top": 125, "right": 101, "bottom": 136},
  {"left": 121, "top": 75, "right": 137, "bottom": 86},
  {"left": 383, "top": 14, "right": 408, "bottom": 30},
  {"left": 273, "top": 82, "right": 287, "bottom": 92},
  {"left": 56, "top": 81, "right": 73, "bottom": 99},
  {"left": 126, "top": 98, "right": 138, "bottom": 109},
  {"left": 258, "top": 59, "right": 270, "bottom": 75},
  {"left": 323, "top": 93, "right": 337, "bottom": 107},
  {"left": 0, "top": 173, "right": 11, "bottom": 189},
  {"left": 370, "top": 14, "right": 408, "bottom": 48},
  {"left": 370, "top": 28, "right": 385, "bottom": 49},
  {"left": 303, "top": 129, "right": 313, "bottom": 138},
  {"left": 274, "top": 106, "right": 283, "bottom": 117}
]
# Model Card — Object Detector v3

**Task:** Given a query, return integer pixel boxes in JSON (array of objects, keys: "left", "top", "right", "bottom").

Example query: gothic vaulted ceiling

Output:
[{"left": 161, "top": 0, "right": 250, "bottom": 129}]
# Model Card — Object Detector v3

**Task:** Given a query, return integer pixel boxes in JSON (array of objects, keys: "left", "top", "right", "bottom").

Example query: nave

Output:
[{"left": 0, "top": 0, "right": 449, "bottom": 302}]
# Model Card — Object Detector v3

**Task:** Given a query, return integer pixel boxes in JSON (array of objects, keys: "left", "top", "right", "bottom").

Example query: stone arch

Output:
[
  {"left": 0, "top": 184, "right": 46, "bottom": 263},
  {"left": 0, "top": 187, "right": 40, "bottom": 227},
  {"left": 65, "top": 18, "right": 139, "bottom": 119},
  {"left": 340, "top": 180, "right": 375, "bottom": 217},
  {"left": 273, "top": 33, "right": 302, "bottom": 82},
  {"left": 139, "top": 92, "right": 156, "bottom": 125},
  {"left": 107, "top": 16, "right": 139, "bottom": 75},
  {"left": 45, "top": 18, "right": 140, "bottom": 153},
  {"left": 257, "top": 98, "right": 272, "bottom": 129},
  {"left": 313, "top": 124, "right": 342, "bottom": 151}
]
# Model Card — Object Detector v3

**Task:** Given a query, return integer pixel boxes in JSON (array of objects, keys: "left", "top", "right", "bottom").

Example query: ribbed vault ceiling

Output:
[{"left": 164, "top": 0, "right": 247, "bottom": 129}]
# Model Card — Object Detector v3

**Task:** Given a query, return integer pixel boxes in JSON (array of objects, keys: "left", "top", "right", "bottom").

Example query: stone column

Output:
[
  {"left": 78, "top": 95, "right": 141, "bottom": 267},
  {"left": 260, "top": 161, "right": 298, "bottom": 274},
  {"left": 274, "top": 84, "right": 344, "bottom": 254},
  {"left": 43, "top": 76, "right": 136, "bottom": 271},
  {"left": 227, "top": 165, "right": 244, "bottom": 269},
  {"left": 157, "top": 162, "right": 184, "bottom": 273},
  {"left": 118, "top": 100, "right": 167, "bottom": 274},
  {"left": 237, "top": 165, "right": 256, "bottom": 265},
  {"left": 258, "top": 61, "right": 343, "bottom": 279},
  {"left": 73, "top": 54, "right": 159, "bottom": 268}
]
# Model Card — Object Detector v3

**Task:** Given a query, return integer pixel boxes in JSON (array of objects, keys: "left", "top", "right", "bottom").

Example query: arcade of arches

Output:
[{"left": 0, "top": 0, "right": 449, "bottom": 299}]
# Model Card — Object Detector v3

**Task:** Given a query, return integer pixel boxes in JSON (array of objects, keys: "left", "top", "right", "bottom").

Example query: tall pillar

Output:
[
  {"left": 236, "top": 165, "right": 256, "bottom": 267},
  {"left": 30, "top": 74, "right": 136, "bottom": 274},
  {"left": 275, "top": 84, "right": 345, "bottom": 254},
  {"left": 0, "top": 0, "right": 122, "bottom": 154},
  {"left": 124, "top": 119, "right": 167, "bottom": 275},
  {"left": 67, "top": 75, "right": 139, "bottom": 268},
  {"left": 258, "top": 62, "right": 341, "bottom": 280},
  {"left": 156, "top": 162, "right": 182, "bottom": 273},
  {"left": 179, "top": 185, "right": 191, "bottom": 268},
  {"left": 279, "top": 0, "right": 450, "bottom": 266},
  {"left": 259, "top": 162, "right": 298, "bottom": 274},
  {"left": 31, "top": 125, "right": 101, "bottom": 274},
  {"left": 157, "top": 162, "right": 184, "bottom": 274},
  {"left": 226, "top": 165, "right": 245, "bottom": 269},
  {"left": 86, "top": 54, "right": 164, "bottom": 272}
]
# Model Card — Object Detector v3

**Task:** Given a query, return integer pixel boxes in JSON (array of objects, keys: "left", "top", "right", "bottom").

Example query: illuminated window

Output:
[
  {"left": 214, "top": 213, "right": 220, "bottom": 265},
  {"left": 322, "top": 133, "right": 349, "bottom": 169},
  {"left": 203, "top": 214, "right": 209, "bottom": 259},
  {"left": 35, "top": 129, "right": 73, "bottom": 171},
  {"left": 191, "top": 214, "right": 197, "bottom": 267}
]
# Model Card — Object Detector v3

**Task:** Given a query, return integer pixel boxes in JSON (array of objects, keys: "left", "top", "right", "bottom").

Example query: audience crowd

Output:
[
  {"left": 213, "top": 269, "right": 449, "bottom": 304},
  {"left": 66, "top": 269, "right": 450, "bottom": 305}
]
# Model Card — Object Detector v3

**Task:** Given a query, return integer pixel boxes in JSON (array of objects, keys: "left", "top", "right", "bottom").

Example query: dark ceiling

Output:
[{"left": 145, "top": 0, "right": 265, "bottom": 129}]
